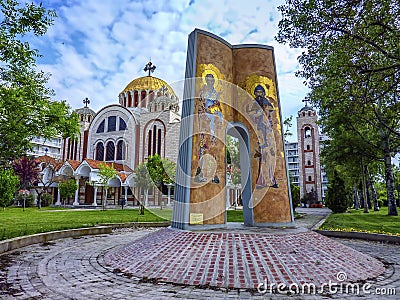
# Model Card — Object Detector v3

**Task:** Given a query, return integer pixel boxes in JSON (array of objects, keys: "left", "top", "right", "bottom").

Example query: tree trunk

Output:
[
  {"left": 145, "top": 189, "right": 149, "bottom": 207},
  {"left": 353, "top": 187, "right": 360, "bottom": 210},
  {"left": 383, "top": 138, "right": 398, "bottom": 216},
  {"left": 37, "top": 192, "right": 42, "bottom": 209},
  {"left": 361, "top": 158, "right": 369, "bottom": 213},
  {"left": 366, "top": 167, "right": 379, "bottom": 211}
]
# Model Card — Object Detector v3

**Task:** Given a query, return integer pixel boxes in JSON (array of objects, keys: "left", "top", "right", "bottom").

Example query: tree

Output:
[
  {"left": 31, "top": 156, "right": 64, "bottom": 209},
  {"left": 277, "top": 0, "right": 400, "bottom": 216},
  {"left": 325, "top": 170, "right": 350, "bottom": 213},
  {"left": 133, "top": 162, "right": 153, "bottom": 214},
  {"left": 0, "top": 168, "right": 19, "bottom": 209},
  {"left": 58, "top": 179, "right": 78, "bottom": 206},
  {"left": 146, "top": 154, "right": 176, "bottom": 209},
  {"left": 96, "top": 163, "right": 118, "bottom": 210},
  {"left": 12, "top": 156, "right": 39, "bottom": 210},
  {"left": 0, "top": 0, "right": 80, "bottom": 166}
]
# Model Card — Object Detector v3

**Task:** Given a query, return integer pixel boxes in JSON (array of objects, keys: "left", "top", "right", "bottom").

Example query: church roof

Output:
[
  {"left": 299, "top": 105, "right": 315, "bottom": 112},
  {"left": 75, "top": 106, "right": 96, "bottom": 116},
  {"left": 121, "top": 75, "right": 177, "bottom": 97}
]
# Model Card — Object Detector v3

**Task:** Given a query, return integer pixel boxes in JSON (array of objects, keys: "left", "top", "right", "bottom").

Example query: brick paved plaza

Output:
[{"left": 0, "top": 209, "right": 399, "bottom": 299}]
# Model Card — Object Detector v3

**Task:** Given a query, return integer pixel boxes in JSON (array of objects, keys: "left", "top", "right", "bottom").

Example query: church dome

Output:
[
  {"left": 119, "top": 74, "right": 179, "bottom": 113},
  {"left": 121, "top": 76, "right": 177, "bottom": 97}
]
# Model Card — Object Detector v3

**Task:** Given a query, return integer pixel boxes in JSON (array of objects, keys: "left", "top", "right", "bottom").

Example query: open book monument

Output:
[
  {"left": 172, "top": 29, "right": 294, "bottom": 229},
  {"left": 104, "top": 30, "right": 386, "bottom": 292}
]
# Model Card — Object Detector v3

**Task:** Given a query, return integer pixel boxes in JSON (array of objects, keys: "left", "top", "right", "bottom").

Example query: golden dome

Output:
[{"left": 120, "top": 75, "right": 177, "bottom": 97}]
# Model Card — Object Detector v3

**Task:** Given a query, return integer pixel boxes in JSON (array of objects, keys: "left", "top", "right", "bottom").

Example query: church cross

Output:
[
  {"left": 83, "top": 97, "right": 90, "bottom": 107},
  {"left": 302, "top": 99, "right": 309, "bottom": 107},
  {"left": 144, "top": 61, "right": 156, "bottom": 76}
]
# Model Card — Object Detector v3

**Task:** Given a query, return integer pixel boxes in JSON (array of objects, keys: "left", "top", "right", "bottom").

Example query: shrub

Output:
[
  {"left": 325, "top": 170, "right": 350, "bottom": 213},
  {"left": 15, "top": 194, "right": 35, "bottom": 207},
  {"left": 40, "top": 193, "right": 53, "bottom": 207}
]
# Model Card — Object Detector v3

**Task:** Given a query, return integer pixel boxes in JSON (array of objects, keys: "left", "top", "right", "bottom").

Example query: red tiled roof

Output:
[
  {"left": 118, "top": 173, "right": 128, "bottom": 182},
  {"left": 66, "top": 159, "right": 81, "bottom": 170},
  {"left": 35, "top": 155, "right": 64, "bottom": 170}
]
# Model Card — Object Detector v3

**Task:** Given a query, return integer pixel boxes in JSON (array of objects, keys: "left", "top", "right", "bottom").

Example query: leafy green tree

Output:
[
  {"left": 0, "top": 168, "right": 19, "bottom": 209},
  {"left": 277, "top": 0, "right": 400, "bottom": 215},
  {"left": 146, "top": 154, "right": 176, "bottom": 209},
  {"left": 290, "top": 183, "right": 300, "bottom": 210},
  {"left": 96, "top": 163, "right": 118, "bottom": 210},
  {"left": 58, "top": 179, "right": 78, "bottom": 206},
  {"left": 0, "top": 0, "right": 80, "bottom": 166},
  {"left": 325, "top": 170, "right": 350, "bottom": 213},
  {"left": 133, "top": 162, "right": 153, "bottom": 214}
]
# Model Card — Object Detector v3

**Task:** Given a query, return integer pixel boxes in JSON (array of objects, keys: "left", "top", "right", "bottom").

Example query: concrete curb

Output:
[
  {"left": 314, "top": 229, "right": 400, "bottom": 244},
  {"left": 0, "top": 222, "right": 171, "bottom": 255},
  {"left": 0, "top": 226, "right": 112, "bottom": 255},
  {"left": 96, "top": 222, "right": 171, "bottom": 228}
]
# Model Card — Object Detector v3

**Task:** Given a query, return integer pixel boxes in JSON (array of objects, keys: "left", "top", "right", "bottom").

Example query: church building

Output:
[{"left": 37, "top": 62, "right": 181, "bottom": 206}]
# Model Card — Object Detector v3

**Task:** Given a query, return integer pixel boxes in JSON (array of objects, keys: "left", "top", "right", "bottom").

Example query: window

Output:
[
  {"left": 106, "top": 141, "right": 115, "bottom": 161},
  {"left": 148, "top": 130, "right": 152, "bottom": 156},
  {"left": 157, "top": 128, "right": 162, "bottom": 155},
  {"left": 304, "top": 127, "right": 311, "bottom": 138},
  {"left": 308, "top": 160, "right": 311, "bottom": 166},
  {"left": 308, "top": 176, "right": 312, "bottom": 181},
  {"left": 116, "top": 140, "right": 125, "bottom": 160},
  {"left": 95, "top": 143, "right": 104, "bottom": 160},
  {"left": 119, "top": 118, "right": 127, "bottom": 131},
  {"left": 108, "top": 116, "right": 116, "bottom": 132},
  {"left": 97, "top": 120, "right": 105, "bottom": 133},
  {"left": 306, "top": 145, "right": 310, "bottom": 150}
]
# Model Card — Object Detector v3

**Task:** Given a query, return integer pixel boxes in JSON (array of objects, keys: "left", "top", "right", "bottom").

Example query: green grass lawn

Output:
[
  {"left": 0, "top": 207, "right": 246, "bottom": 241},
  {"left": 320, "top": 206, "right": 400, "bottom": 236},
  {"left": 0, "top": 207, "right": 171, "bottom": 241}
]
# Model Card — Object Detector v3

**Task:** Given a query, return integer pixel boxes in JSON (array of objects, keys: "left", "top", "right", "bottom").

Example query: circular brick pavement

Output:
[{"left": 103, "top": 228, "right": 384, "bottom": 290}]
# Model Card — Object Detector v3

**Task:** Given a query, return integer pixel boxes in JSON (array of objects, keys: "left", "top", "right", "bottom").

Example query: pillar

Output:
[
  {"left": 56, "top": 188, "right": 61, "bottom": 205},
  {"left": 124, "top": 186, "right": 128, "bottom": 205},
  {"left": 73, "top": 177, "right": 79, "bottom": 206},
  {"left": 93, "top": 186, "right": 98, "bottom": 206}
]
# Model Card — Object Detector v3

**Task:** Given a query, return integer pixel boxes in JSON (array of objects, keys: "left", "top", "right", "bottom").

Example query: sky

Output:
[{"left": 28, "top": 0, "right": 308, "bottom": 138}]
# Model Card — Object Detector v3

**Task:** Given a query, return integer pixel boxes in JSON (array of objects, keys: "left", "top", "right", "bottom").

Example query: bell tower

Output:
[{"left": 297, "top": 103, "right": 323, "bottom": 203}]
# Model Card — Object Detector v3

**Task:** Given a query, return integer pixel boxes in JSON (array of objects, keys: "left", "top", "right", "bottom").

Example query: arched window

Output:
[
  {"left": 106, "top": 141, "right": 115, "bottom": 161},
  {"left": 116, "top": 140, "right": 125, "bottom": 160},
  {"left": 108, "top": 116, "right": 116, "bottom": 132},
  {"left": 96, "top": 120, "right": 105, "bottom": 133},
  {"left": 306, "top": 145, "right": 310, "bottom": 150},
  {"left": 157, "top": 128, "right": 162, "bottom": 155},
  {"left": 95, "top": 142, "right": 104, "bottom": 160},
  {"left": 308, "top": 176, "right": 312, "bottom": 181},
  {"left": 134, "top": 91, "right": 139, "bottom": 107},
  {"left": 304, "top": 127, "right": 311, "bottom": 138},
  {"left": 308, "top": 160, "right": 311, "bottom": 166},
  {"left": 119, "top": 118, "right": 127, "bottom": 131}
]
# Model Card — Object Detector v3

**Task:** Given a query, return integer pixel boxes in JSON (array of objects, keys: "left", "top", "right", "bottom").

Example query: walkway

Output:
[{"left": 0, "top": 209, "right": 399, "bottom": 299}]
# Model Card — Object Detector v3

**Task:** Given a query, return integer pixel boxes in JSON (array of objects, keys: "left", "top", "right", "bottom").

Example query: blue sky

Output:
[{"left": 29, "top": 0, "right": 308, "bottom": 137}]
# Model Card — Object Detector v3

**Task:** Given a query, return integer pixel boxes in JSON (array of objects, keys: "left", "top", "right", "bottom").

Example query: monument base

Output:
[{"left": 103, "top": 227, "right": 385, "bottom": 291}]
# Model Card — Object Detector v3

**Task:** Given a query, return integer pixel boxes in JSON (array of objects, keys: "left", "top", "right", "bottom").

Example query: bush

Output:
[
  {"left": 325, "top": 170, "right": 350, "bottom": 213},
  {"left": 15, "top": 194, "right": 34, "bottom": 207},
  {"left": 40, "top": 193, "right": 53, "bottom": 207}
]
